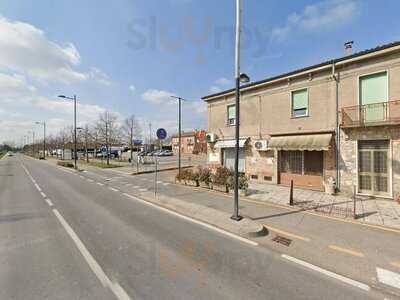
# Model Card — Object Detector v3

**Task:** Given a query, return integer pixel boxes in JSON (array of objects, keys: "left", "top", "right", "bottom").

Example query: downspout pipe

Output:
[{"left": 332, "top": 61, "right": 340, "bottom": 191}]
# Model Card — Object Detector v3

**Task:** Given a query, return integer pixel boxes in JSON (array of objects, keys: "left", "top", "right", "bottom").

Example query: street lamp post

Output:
[
  {"left": 28, "top": 130, "right": 35, "bottom": 157},
  {"left": 171, "top": 96, "right": 184, "bottom": 177},
  {"left": 231, "top": 0, "right": 250, "bottom": 221},
  {"left": 58, "top": 95, "right": 77, "bottom": 169},
  {"left": 35, "top": 121, "right": 46, "bottom": 159}
]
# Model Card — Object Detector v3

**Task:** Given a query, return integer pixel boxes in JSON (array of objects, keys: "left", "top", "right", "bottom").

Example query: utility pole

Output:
[
  {"left": 106, "top": 114, "right": 109, "bottom": 165},
  {"left": 148, "top": 122, "right": 152, "bottom": 147},
  {"left": 231, "top": 0, "right": 251, "bottom": 221},
  {"left": 171, "top": 96, "right": 184, "bottom": 177},
  {"left": 35, "top": 121, "right": 46, "bottom": 159}
]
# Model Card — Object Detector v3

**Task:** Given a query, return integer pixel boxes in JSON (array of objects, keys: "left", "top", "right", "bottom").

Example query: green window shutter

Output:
[
  {"left": 292, "top": 89, "right": 308, "bottom": 110},
  {"left": 228, "top": 105, "right": 235, "bottom": 119},
  {"left": 360, "top": 72, "right": 387, "bottom": 105}
]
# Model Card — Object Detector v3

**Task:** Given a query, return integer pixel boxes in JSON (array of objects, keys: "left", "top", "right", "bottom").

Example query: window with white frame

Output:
[
  {"left": 291, "top": 89, "right": 308, "bottom": 118},
  {"left": 227, "top": 104, "right": 236, "bottom": 126}
]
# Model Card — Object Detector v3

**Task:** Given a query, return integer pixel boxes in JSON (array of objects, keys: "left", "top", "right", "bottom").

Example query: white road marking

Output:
[
  {"left": 34, "top": 183, "right": 42, "bottom": 192},
  {"left": 108, "top": 187, "right": 119, "bottom": 192},
  {"left": 157, "top": 181, "right": 163, "bottom": 184},
  {"left": 52, "top": 209, "right": 131, "bottom": 300},
  {"left": 377, "top": 267, "right": 400, "bottom": 289},
  {"left": 79, "top": 175, "right": 85, "bottom": 179},
  {"left": 45, "top": 198, "right": 54, "bottom": 207},
  {"left": 40, "top": 191, "right": 47, "bottom": 198},
  {"left": 96, "top": 182, "right": 104, "bottom": 186},
  {"left": 163, "top": 183, "right": 170, "bottom": 186},
  {"left": 138, "top": 188, "right": 148, "bottom": 192},
  {"left": 87, "top": 179, "right": 94, "bottom": 183},
  {"left": 281, "top": 254, "right": 370, "bottom": 291},
  {"left": 133, "top": 186, "right": 140, "bottom": 189},
  {"left": 122, "top": 193, "right": 258, "bottom": 246}
]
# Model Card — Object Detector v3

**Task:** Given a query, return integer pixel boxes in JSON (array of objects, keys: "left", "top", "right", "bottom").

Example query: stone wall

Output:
[{"left": 339, "top": 126, "right": 400, "bottom": 199}]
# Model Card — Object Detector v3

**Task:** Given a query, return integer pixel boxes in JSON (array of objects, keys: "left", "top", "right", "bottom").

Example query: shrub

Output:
[
  {"left": 176, "top": 169, "right": 190, "bottom": 182},
  {"left": 197, "top": 166, "right": 211, "bottom": 184},
  {"left": 57, "top": 161, "right": 74, "bottom": 168},
  {"left": 227, "top": 172, "right": 248, "bottom": 190},
  {"left": 212, "top": 166, "right": 233, "bottom": 186}
]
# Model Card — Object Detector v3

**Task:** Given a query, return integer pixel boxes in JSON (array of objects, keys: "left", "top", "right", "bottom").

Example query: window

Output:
[
  {"left": 280, "top": 150, "right": 323, "bottom": 176},
  {"left": 227, "top": 105, "right": 236, "bottom": 125},
  {"left": 291, "top": 89, "right": 308, "bottom": 118}
]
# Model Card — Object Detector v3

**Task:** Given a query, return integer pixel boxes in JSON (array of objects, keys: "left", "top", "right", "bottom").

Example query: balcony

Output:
[{"left": 341, "top": 100, "right": 400, "bottom": 128}]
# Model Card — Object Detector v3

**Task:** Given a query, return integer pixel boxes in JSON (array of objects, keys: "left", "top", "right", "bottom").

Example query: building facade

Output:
[
  {"left": 171, "top": 130, "right": 207, "bottom": 155},
  {"left": 203, "top": 42, "right": 400, "bottom": 199}
]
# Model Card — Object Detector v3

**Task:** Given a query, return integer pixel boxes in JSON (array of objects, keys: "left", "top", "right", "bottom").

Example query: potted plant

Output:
[
  {"left": 198, "top": 166, "right": 212, "bottom": 189},
  {"left": 212, "top": 166, "right": 231, "bottom": 193},
  {"left": 186, "top": 169, "right": 199, "bottom": 187},
  {"left": 239, "top": 173, "right": 249, "bottom": 196}
]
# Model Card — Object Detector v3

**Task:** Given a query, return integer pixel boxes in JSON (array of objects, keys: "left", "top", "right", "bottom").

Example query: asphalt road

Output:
[{"left": 0, "top": 154, "right": 380, "bottom": 299}]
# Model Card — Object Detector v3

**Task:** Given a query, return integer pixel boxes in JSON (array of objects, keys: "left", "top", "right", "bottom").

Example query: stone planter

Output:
[
  {"left": 213, "top": 183, "right": 228, "bottom": 193},
  {"left": 199, "top": 181, "right": 211, "bottom": 189},
  {"left": 186, "top": 179, "right": 199, "bottom": 187},
  {"left": 175, "top": 179, "right": 186, "bottom": 185},
  {"left": 240, "top": 189, "right": 248, "bottom": 197}
]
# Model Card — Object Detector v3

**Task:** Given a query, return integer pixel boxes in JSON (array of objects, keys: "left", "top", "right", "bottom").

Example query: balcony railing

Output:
[{"left": 341, "top": 100, "right": 400, "bottom": 128}]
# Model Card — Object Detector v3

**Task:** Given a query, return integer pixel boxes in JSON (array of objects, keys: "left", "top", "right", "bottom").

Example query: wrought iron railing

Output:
[{"left": 341, "top": 100, "right": 400, "bottom": 127}]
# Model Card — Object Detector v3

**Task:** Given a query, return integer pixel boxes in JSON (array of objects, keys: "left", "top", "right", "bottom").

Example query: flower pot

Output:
[{"left": 213, "top": 183, "right": 228, "bottom": 193}]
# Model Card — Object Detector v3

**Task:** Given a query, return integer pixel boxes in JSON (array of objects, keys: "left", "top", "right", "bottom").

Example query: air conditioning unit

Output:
[
  {"left": 205, "top": 133, "right": 217, "bottom": 143},
  {"left": 254, "top": 140, "right": 268, "bottom": 151}
]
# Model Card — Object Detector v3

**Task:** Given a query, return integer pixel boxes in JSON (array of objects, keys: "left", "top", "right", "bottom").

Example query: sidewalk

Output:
[{"left": 247, "top": 182, "right": 400, "bottom": 230}]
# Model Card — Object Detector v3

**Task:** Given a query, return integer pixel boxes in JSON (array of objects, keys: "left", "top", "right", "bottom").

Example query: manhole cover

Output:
[{"left": 272, "top": 235, "right": 292, "bottom": 246}]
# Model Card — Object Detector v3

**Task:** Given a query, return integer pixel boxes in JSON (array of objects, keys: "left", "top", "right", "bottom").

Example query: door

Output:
[
  {"left": 358, "top": 140, "right": 390, "bottom": 196},
  {"left": 223, "top": 148, "right": 245, "bottom": 173},
  {"left": 279, "top": 151, "right": 324, "bottom": 190},
  {"left": 359, "top": 71, "right": 388, "bottom": 122}
]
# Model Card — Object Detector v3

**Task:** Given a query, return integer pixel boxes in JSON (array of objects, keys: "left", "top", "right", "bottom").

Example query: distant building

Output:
[{"left": 171, "top": 130, "right": 207, "bottom": 155}]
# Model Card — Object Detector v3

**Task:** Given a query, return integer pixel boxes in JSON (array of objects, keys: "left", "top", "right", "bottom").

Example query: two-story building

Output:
[
  {"left": 171, "top": 130, "right": 207, "bottom": 155},
  {"left": 202, "top": 41, "right": 400, "bottom": 199}
]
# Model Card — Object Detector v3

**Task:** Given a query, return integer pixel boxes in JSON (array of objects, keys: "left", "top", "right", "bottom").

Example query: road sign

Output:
[
  {"left": 100, "top": 145, "right": 107, "bottom": 153},
  {"left": 156, "top": 128, "right": 167, "bottom": 140}
]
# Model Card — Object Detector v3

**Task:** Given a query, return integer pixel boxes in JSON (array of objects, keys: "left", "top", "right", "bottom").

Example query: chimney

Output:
[{"left": 344, "top": 41, "right": 354, "bottom": 55}]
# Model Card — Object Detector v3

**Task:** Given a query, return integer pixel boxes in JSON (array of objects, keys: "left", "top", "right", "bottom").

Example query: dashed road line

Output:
[
  {"left": 391, "top": 261, "right": 400, "bottom": 269},
  {"left": 122, "top": 192, "right": 258, "bottom": 246},
  {"left": 45, "top": 198, "right": 54, "bottom": 207},
  {"left": 282, "top": 254, "right": 370, "bottom": 291},
  {"left": 52, "top": 209, "right": 131, "bottom": 300},
  {"left": 138, "top": 188, "right": 148, "bottom": 192},
  {"left": 264, "top": 225, "right": 310, "bottom": 242},
  {"left": 40, "top": 191, "right": 47, "bottom": 198},
  {"left": 328, "top": 245, "right": 365, "bottom": 258},
  {"left": 96, "top": 182, "right": 105, "bottom": 186},
  {"left": 132, "top": 186, "right": 140, "bottom": 189},
  {"left": 108, "top": 187, "right": 119, "bottom": 192},
  {"left": 163, "top": 183, "right": 171, "bottom": 186},
  {"left": 87, "top": 179, "right": 94, "bottom": 183},
  {"left": 34, "top": 183, "right": 42, "bottom": 192},
  {"left": 377, "top": 267, "right": 400, "bottom": 290}
]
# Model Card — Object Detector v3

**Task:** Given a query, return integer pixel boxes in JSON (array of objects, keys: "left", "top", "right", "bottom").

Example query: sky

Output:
[{"left": 1, "top": 0, "right": 400, "bottom": 145}]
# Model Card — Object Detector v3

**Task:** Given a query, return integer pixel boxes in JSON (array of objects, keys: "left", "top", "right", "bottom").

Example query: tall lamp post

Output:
[
  {"left": 28, "top": 130, "right": 35, "bottom": 157},
  {"left": 231, "top": 0, "right": 250, "bottom": 221},
  {"left": 35, "top": 121, "right": 46, "bottom": 159},
  {"left": 58, "top": 95, "right": 77, "bottom": 169},
  {"left": 171, "top": 96, "right": 185, "bottom": 177}
]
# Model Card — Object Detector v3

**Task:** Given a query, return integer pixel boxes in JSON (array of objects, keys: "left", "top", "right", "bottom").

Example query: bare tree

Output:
[
  {"left": 96, "top": 111, "right": 120, "bottom": 165},
  {"left": 122, "top": 115, "right": 142, "bottom": 162}
]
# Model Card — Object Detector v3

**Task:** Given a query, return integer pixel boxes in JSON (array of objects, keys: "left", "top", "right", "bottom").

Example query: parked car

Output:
[{"left": 162, "top": 150, "right": 173, "bottom": 156}]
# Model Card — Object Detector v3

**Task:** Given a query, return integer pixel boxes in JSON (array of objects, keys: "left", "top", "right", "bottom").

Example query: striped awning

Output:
[{"left": 268, "top": 134, "right": 332, "bottom": 151}]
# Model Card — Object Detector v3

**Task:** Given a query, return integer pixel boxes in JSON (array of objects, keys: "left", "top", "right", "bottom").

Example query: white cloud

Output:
[
  {"left": 271, "top": 0, "right": 358, "bottom": 42},
  {"left": 129, "top": 84, "right": 136, "bottom": 94},
  {"left": 0, "top": 73, "right": 36, "bottom": 101},
  {"left": 214, "top": 77, "right": 232, "bottom": 86},
  {"left": 208, "top": 77, "right": 232, "bottom": 94},
  {"left": 141, "top": 89, "right": 176, "bottom": 105},
  {"left": 0, "top": 16, "right": 87, "bottom": 84},
  {"left": 88, "top": 67, "right": 111, "bottom": 86}
]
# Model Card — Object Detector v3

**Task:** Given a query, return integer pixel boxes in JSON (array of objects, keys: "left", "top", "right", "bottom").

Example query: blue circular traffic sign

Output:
[{"left": 156, "top": 128, "right": 167, "bottom": 140}]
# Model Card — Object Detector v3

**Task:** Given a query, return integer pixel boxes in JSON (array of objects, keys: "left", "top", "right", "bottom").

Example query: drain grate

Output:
[{"left": 272, "top": 235, "right": 292, "bottom": 246}]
